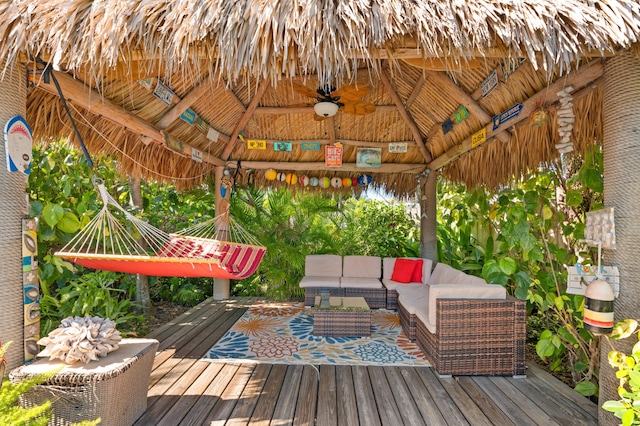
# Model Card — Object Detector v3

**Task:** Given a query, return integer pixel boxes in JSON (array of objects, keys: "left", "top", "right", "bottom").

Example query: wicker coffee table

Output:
[{"left": 312, "top": 296, "right": 371, "bottom": 337}]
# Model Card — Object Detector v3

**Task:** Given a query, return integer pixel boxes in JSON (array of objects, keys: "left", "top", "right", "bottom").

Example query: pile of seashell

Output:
[
  {"left": 556, "top": 86, "right": 575, "bottom": 154},
  {"left": 37, "top": 316, "right": 122, "bottom": 364}
]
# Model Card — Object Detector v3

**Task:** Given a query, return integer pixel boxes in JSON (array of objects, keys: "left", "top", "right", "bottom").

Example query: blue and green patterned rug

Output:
[{"left": 202, "top": 301, "right": 430, "bottom": 367}]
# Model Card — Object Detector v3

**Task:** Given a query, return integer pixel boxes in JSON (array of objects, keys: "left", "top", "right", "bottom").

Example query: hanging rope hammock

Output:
[
  {"left": 55, "top": 179, "right": 266, "bottom": 279},
  {"left": 39, "top": 58, "right": 265, "bottom": 279}
]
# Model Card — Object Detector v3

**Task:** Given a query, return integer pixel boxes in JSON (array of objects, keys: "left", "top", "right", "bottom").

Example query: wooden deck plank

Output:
[
  {"left": 351, "top": 365, "right": 381, "bottom": 426},
  {"left": 147, "top": 298, "right": 221, "bottom": 343},
  {"left": 505, "top": 374, "right": 597, "bottom": 426},
  {"left": 383, "top": 367, "right": 426, "bottom": 426},
  {"left": 526, "top": 362, "right": 598, "bottom": 420},
  {"left": 270, "top": 365, "right": 305, "bottom": 426},
  {"left": 207, "top": 364, "right": 256, "bottom": 425},
  {"left": 437, "top": 376, "right": 493, "bottom": 425},
  {"left": 335, "top": 366, "right": 359, "bottom": 426},
  {"left": 397, "top": 367, "right": 448, "bottom": 425},
  {"left": 179, "top": 363, "right": 241, "bottom": 426},
  {"left": 152, "top": 362, "right": 226, "bottom": 426},
  {"left": 226, "top": 363, "right": 273, "bottom": 426},
  {"left": 317, "top": 365, "right": 338, "bottom": 426},
  {"left": 142, "top": 358, "right": 209, "bottom": 424},
  {"left": 456, "top": 377, "right": 515, "bottom": 426},
  {"left": 248, "top": 364, "right": 289, "bottom": 426},
  {"left": 491, "top": 376, "right": 565, "bottom": 425},
  {"left": 416, "top": 368, "right": 470, "bottom": 426},
  {"left": 368, "top": 366, "right": 403, "bottom": 426},
  {"left": 472, "top": 376, "right": 541, "bottom": 426},
  {"left": 147, "top": 358, "right": 199, "bottom": 400},
  {"left": 293, "top": 365, "right": 319, "bottom": 426},
  {"left": 175, "top": 306, "right": 247, "bottom": 358}
]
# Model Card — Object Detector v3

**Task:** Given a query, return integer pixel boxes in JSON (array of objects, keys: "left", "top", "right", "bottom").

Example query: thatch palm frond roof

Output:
[{"left": 1, "top": 1, "right": 639, "bottom": 194}]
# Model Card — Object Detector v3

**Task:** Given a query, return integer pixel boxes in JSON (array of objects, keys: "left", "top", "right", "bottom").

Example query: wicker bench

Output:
[{"left": 10, "top": 338, "right": 158, "bottom": 426}]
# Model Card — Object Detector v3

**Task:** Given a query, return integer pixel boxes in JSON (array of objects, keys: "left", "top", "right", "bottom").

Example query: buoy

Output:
[{"left": 584, "top": 279, "right": 615, "bottom": 335}]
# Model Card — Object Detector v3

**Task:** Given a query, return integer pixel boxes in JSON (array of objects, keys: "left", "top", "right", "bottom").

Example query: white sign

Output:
[
  {"left": 481, "top": 70, "right": 499, "bottom": 98},
  {"left": 388, "top": 143, "right": 408, "bottom": 153},
  {"left": 207, "top": 127, "right": 220, "bottom": 142},
  {"left": 191, "top": 147, "right": 203, "bottom": 163},
  {"left": 567, "top": 264, "right": 619, "bottom": 297},
  {"left": 153, "top": 81, "right": 175, "bottom": 106}
]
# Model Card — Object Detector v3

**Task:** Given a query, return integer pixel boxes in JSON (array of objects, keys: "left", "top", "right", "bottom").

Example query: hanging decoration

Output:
[
  {"left": 331, "top": 177, "right": 342, "bottom": 188},
  {"left": 265, "top": 169, "right": 277, "bottom": 180},
  {"left": 301, "top": 142, "right": 320, "bottom": 151},
  {"left": 356, "top": 148, "right": 381, "bottom": 168},
  {"left": 388, "top": 143, "right": 408, "bottom": 153},
  {"left": 299, "top": 175, "right": 310, "bottom": 186},
  {"left": 309, "top": 177, "right": 319, "bottom": 187},
  {"left": 274, "top": 141, "right": 292, "bottom": 152},
  {"left": 529, "top": 101, "right": 550, "bottom": 127},
  {"left": 325, "top": 144, "right": 343, "bottom": 167},
  {"left": 556, "top": 86, "right": 575, "bottom": 154},
  {"left": 4, "top": 115, "right": 33, "bottom": 175},
  {"left": 22, "top": 218, "right": 40, "bottom": 363},
  {"left": 492, "top": 103, "right": 524, "bottom": 130},
  {"left": 285, "top": 173, "right": 298, "bottom": 185},
  {"left": 480, "top": 69, "right": 499, "bottom": 98}
]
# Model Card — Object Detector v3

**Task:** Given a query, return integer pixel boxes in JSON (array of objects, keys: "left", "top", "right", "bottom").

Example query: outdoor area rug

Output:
[{"left": 202, "top": 301, "right": 430, "bottom": 367}]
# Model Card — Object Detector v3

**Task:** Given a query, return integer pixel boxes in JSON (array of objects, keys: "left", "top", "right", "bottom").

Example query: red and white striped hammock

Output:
[{"left": 55, "top": 181, "right": 265, "bottom": 279}]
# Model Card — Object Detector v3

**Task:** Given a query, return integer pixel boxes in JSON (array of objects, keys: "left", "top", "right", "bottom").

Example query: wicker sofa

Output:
[
  {"left": 396, "top": 262, "right": 526, "bottom": 376},
  {"left": 300, "top": 255, "right": 386, "bottom": 308}
]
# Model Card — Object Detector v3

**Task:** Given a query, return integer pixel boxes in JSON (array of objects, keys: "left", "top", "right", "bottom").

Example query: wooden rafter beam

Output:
[
  {"left": 426, "top": 71, "right": 510, "bottom": 143},
  {"left": 378, "top": 67, "right": 432, "bottom": 163},
  {"left": 225, "top": 161, "right": 426, "bottom": 174},
  {"left": 428, "top": 59, "right": 604, "bottom": 170},
  {"left": 405, "top": 75, "right": 426, "bottom": 108},
  {"left": 31, "top": 70, "right": 225, "bottom": 166},
  {"left": 221, "top": 80, "right": 270, "bottom": 160}
]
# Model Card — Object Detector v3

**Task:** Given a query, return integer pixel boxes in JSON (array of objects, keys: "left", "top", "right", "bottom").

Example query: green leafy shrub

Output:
[
  {"left": 603, "top": 319, "right": 640, "bottom": 425},
  {"left": 39, "top": 271, "right": 143, "bottom": 336}
]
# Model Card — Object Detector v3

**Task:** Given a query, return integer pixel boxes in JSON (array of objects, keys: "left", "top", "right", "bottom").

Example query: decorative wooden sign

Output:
[
  {"left": 4, "top": 115, "right": 33, "bottom": 175},
  {"left": 325, "top": 145, "right": 343, "bottom": 167},
  {"left": 274, "top": 141, "right": 292, "bottom": 152},
  {"left": 388, "top": 142, "right": 407, "bottom": 153},
  {"left": 481, "top": 69, "right": 498, "bottom": 98},
  {"left": 22, "top": 218, "right": 40, "bottom": 362},
  {"left": 567, "top": 264, "right": 619, "bottom": 297},
  {"left": 207, "top": 127, "right": 220, "bottom": 142},
  {"left": 180, "top": 108, "right": 196, "bottom": 124},
  {"left": 453, "top": 105, "right": 469, "bottom": 124},
  {"left": 196, "top": 116, "right": 209, "bottom": 133},
  {"left": 471, "top": 128, "right": 487, "bottom": 148},
  {"left": 247, "top": 139, "right": 267, "bottom": 150},
  {"left": 301, "top": 141, "right": 320, "bottom": 151},
  {"left": 191, "top": 147, "right": 203, "bottom": 163},
  {"left": 356, "top": 147, "right": 381, "bottom": 168},
  {"left": 153, "top": 81, "right": 175, "bottom": 105},
  {"left": 492, "top": 103, "right": 523, "bottom": 130}
]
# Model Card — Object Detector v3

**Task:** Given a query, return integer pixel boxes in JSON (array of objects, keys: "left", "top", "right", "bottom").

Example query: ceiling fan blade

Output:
[
  {"left": 332, "top": 84, "right": 370, "bottom": 102},
  {"left": 291, "top": 82, "right": 319, "bottom": 99},
  {"left": 341, "top": 101, "right": 376, "bottom": 115}
]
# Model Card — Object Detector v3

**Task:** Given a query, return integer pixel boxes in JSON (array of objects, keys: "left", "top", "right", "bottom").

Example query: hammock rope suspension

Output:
[{"left": 56, "top": 179, "right": 266, "bottom": 279}]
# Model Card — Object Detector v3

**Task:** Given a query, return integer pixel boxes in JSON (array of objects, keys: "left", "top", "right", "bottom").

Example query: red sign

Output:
[{"left": 325, "top": 145, "right": 343, "bottom": 167}]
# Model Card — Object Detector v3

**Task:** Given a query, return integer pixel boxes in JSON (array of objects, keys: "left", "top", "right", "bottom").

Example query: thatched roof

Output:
[{"left": 1, "top": 1, "right": 639, "bottom": 194}]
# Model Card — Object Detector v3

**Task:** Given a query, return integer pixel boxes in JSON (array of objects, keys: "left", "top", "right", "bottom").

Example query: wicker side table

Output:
[
  {"left": 9, "top": 338, "right": 158, "bottom": 426},
  {"left": 312, "top": 296, "right": 371, "bottom": 337}
]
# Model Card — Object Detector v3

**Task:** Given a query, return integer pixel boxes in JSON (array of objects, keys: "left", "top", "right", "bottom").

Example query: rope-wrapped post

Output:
[
  {"left": 600, "top": 50, "right": 640, "bottom": 425},
  {"left": 213, "top": 166, "right": 230, "bottom": 300},
  {"left": 0, "top": 61, "right": 28, "bottom": 370}
]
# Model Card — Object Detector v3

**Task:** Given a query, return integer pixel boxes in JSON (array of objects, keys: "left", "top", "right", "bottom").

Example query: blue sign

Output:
[
  {"left": 492, "top": 103, "right": 523, "bottom": 130},
  {"left": 180, "top": 108, "right": 197, "bottom": 125},
  {"left": 301, "top": 141, "right": 320, "bottom": 151}
]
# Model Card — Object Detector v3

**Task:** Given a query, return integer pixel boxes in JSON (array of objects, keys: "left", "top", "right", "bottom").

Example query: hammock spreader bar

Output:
[{"left": 55, "top": 181, "right": 266, "bottom": 279}]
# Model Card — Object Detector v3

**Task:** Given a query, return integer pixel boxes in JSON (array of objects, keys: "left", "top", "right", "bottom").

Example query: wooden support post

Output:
[
  {"left": 599, "top": 50, "right": 640, "bottom": 426},
  {"left": 213, "top": 166, "right": 230, "bottom": 300},
  {"left": 420, "top": 171, "right": 438, "bottom": 261},
  {"left": 0, "top": 61, "right": 28, "bottom": 370}
]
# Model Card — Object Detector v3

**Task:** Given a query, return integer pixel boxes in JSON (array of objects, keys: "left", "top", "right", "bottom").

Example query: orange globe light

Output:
[
  {"left": 342, "top": 177, "right": 352, "bottom": 188},
  {"left": 286, "top": 173, "right": 298, "bottom": 185},
  {"left": 265, "top": 169, "right": 277, "bottom": 180}
]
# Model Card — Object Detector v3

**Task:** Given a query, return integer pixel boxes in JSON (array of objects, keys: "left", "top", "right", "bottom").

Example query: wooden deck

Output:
[{"left": 136, "top": 297, "right": 598, "bottom": 426}]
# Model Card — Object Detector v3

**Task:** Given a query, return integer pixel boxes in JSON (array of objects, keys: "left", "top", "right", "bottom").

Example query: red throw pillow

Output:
[
  {"left": 410, "top": 259, "right": 424, "bottom": 283},
  {"left": 391, "top": 258, "right": 417, "bottom": 283}
]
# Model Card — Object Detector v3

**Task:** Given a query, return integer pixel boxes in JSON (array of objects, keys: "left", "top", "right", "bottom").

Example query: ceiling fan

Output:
[{"left": 290, "top": 82, "right": 376, "bottom": 120}]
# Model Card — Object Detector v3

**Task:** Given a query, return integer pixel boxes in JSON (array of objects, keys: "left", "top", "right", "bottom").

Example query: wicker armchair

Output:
[{"left": 415, "top": 296, "right": 526, "bottom": 376}]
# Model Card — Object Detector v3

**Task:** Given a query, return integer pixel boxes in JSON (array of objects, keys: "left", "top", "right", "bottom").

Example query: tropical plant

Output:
[
  {"left": 437, "top": 148, "right": 604, "bottom": 396},
  {"left": 603, "top": 319, "right": 640, "bottom": 425}
]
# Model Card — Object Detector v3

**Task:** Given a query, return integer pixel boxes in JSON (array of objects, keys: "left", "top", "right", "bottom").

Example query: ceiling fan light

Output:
[{"left": 314, "top": 101, "right": 339, "bottom": 117}]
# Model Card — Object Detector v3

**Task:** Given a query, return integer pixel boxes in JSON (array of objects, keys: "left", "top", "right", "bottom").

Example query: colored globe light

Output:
[
  {"left": 331, "top": 177, "right": 342, "bottom": 188},
  {"left": 265, "top": 169, "right": 277, "bottom": 180}
]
